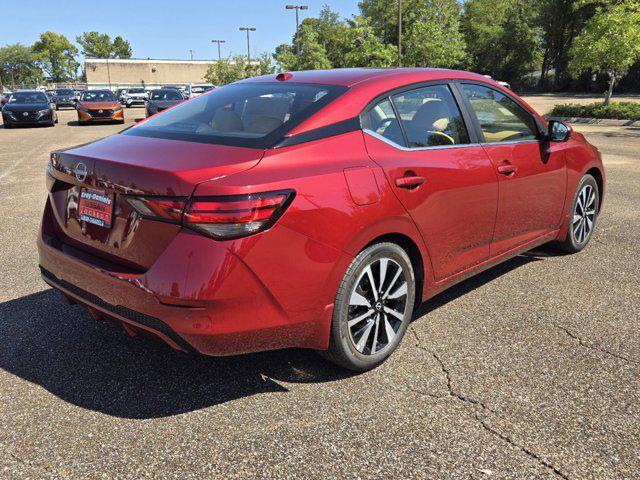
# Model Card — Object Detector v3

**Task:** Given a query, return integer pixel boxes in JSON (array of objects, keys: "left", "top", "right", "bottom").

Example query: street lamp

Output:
[
  {"left": 239, "top": 27, "right": 256, "bottom": 64},
  {"left": 211, "top": 39, "right": 226, "bottom": 61},
  {"left": 285, "top": 5, "right": 308, "bottom": 58}
]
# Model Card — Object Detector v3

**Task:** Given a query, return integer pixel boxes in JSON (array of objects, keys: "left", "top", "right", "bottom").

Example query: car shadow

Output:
[{"left": 1, "top": 253, "right": 544, "bottom": 419}]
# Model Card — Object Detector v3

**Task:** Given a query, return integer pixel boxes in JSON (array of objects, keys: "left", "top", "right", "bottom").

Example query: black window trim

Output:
[
  {"left": 359, "top": 80, "right": 482, "bottom": 150},
  {"left": 452, "top": 80, "right": 544, "bottom": 145}
]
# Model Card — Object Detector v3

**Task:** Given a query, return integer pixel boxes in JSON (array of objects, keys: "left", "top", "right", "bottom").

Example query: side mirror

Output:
[
  {"left": 0, "top": 99, "right": 5, "bottom": 106},
  {"left": 547, "top": 119, "right": 572, "bottom": 142}
]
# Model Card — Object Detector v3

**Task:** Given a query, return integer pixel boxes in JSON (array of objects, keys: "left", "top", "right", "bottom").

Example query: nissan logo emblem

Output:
[
  {"left": 98, "top": 109, "right": 103, "bottom": 113},
  {"left": 23, "top": 112, "right": 29, "bottom": 117},
  {"left": 74, "top": 162, "right": 88, "bottom": 182}
]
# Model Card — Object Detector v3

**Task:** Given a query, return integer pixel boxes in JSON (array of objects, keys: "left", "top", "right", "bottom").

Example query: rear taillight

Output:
[
  {"left": 126, "top": 190, "right": 295, "bottom": 240},
  {"left": 183, "top": 190, "right": 295, "bottom": 240},
  {"left": 126, "top": 197, "right": 186, "bottom": 223}
]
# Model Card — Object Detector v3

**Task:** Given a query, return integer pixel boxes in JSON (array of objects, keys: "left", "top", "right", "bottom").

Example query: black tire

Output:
[
  {"left": 319, "top": 242, "right": 416, "bottom": 371},
  {"left": 3, "top": 123, "right": 11, "bottom": 129},
  {"left": 554, "top": 174, "right": 599, "bottom": 253}
]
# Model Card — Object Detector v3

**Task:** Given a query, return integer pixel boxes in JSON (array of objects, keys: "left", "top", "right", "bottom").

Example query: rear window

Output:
[{"left": 123, "top": 82, "right": 347, "bottom": 148}]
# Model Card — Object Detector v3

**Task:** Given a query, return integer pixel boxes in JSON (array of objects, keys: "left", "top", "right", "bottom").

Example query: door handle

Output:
[
  {"left": 395, "top": 176, "right": 425, "bottom": 189},
  {"left": 497, "top": 163, "right": 517, "bottom": 175}
]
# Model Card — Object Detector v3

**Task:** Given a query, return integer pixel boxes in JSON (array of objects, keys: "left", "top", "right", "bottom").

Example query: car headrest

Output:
[
  {"left": 212, "top": 109, "right": 243, "bottom": 132},
  {"left": 411, "top": 99, "right": 450, "bottom": 131}
]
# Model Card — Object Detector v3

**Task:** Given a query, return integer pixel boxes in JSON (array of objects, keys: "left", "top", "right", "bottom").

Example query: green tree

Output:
[
  {"left": 76, "top": 32, "right": 132, "bottom": 59},
  {"left": 274, "top": 6, "right": 396, "bottom": 70},
  {"left": 462, "top": 0, "right": 541, "bottom": 86},
  {"left": 112, "top": 36, "right": 133, "bottom": 58},
  {"left": 342, "top": 16, "right": 397, "bottom": 68},
  {"left": 360, "top": 0, "right": 466, "bottom": 68},
  {"left": 0, "top": 43, "right": 43, "bottom": 87},
  {"left": 274, "top": 21, "right": 332, "bottom": 71},
  {"left": 570, "top": 1, "right": 640, "bottom": 104},
  {"left": 204, "top": 53, "right": 275, "bottom": 85},
  {"left": 32, "top": 32, "right": 78, "bottom": 82}
]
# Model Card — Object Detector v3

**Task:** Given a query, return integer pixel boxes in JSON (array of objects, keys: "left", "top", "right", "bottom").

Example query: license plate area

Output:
[{"left": 78, "top": 188, "right": 114, "bottom": 228}]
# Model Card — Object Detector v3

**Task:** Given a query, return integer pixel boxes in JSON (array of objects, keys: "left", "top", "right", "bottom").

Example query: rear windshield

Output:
[
  {"left": 123, "top": 82, "right": 347, "bottom": 148},
  {"left": 56, "top": 89, "right": 73, "bottom": 95}
]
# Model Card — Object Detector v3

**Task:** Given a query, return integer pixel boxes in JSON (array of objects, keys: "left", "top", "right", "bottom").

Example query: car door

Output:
[
  {"left": 362, "top": 83, "right": 499, "bottom": 281},
  {"left": 458, "top": 83, "right": 566, "bottom": 256}
]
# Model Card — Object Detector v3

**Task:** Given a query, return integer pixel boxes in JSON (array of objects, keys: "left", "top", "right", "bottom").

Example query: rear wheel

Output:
[
  {"left": 555, "top": 174, "right": 599, "bottom": 253},
  {"left": 320, "top": 242, "right": 416, "bottom": 371}
]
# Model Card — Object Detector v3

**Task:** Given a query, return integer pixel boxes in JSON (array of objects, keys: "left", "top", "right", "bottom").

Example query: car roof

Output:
[{"left": 241, "top": 67, "right": 492, "bottom": 87}]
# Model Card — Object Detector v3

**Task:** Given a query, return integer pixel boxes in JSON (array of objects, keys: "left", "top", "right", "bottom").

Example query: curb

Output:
[{"left": 543, "top": 116, "right": 640, "bottom": 127}]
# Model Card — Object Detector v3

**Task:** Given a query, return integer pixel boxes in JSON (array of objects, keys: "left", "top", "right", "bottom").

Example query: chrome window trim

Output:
[
  {"left": 479, "top": 138, "right": 540, "bottom": 146},
  {"left": 363, "top": 128, "right": 481, "bottom": 151}
]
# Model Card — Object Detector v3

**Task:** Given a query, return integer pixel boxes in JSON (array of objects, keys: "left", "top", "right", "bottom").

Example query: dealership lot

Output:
[{"left": 1, "top": 102, "right": 639, "bottom": 478}]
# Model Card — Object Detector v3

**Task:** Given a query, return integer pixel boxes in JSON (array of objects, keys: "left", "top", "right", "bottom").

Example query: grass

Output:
[{"left": 549, "top": 101, "right": 640, "bottom": 120}]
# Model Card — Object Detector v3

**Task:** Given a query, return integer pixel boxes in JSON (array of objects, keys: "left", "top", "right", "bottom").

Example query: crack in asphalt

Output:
[
  {"left": 474, "top": 413, "right": 570, "bottom": 480},
  {"left": 409, "top": 328, "right": 570, "bottom": 479},
  {"left": 552, "top": 322, "right": 640, "bottom": 367}
]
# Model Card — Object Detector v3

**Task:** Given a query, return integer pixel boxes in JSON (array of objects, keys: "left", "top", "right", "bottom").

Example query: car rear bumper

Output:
[{"left": 37, "top": 197, "right": 340, "bottom": 355}]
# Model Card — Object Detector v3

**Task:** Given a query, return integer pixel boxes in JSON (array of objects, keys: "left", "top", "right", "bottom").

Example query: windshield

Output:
[
  {"left": 8, "top": 92, "right": 48, "bottom": 104},
  {"left": 191, "top": 85, "right": 213, "bottom": 94},
  {"left": 124, "top": 82, "right": 346, "bottom": 148},
  {"left": 128, "top": 88, "right": 145, "bottom": 94},
  {"left": 81, "top": 90, "right": 116, "bottom": 102},
  {"left": 151, "top": 90, "right": 183, "bottom": 100},
  {"left": 56, "top": 89, "right": 73, "bottom": 95}
]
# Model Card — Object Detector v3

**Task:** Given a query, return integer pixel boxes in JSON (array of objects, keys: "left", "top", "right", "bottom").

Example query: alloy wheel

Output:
[
  {"left": 347, "top": 257, "right": 409, "bottom": 355},
  {"left": 573, "top": 184, "right": 596, "bottom": 243}
]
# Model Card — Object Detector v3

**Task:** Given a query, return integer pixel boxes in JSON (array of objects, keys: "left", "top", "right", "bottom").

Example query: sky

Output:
[{"left": 4, "top": 0, "right": 361, "bottom": 60}]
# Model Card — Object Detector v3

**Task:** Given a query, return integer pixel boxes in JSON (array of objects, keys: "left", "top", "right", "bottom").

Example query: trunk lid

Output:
[{"left": 47, "top": 134, "right": 263, "bottom": 271}]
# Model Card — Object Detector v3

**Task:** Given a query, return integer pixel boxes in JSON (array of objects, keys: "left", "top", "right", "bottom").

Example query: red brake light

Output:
[
  {"left": 183, "top": 190, "right": 295, "bottom": 240},
  {"left": 126, "top": 197, "right": 186, "bottom": 223}
]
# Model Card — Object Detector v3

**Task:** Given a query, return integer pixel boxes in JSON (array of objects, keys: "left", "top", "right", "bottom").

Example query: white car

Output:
[
  {"left": 122, "top": 87, "right": 148, "bottom": 107},
  {"left": 185, "top": 83, "right": 215, "bottom": 99}
]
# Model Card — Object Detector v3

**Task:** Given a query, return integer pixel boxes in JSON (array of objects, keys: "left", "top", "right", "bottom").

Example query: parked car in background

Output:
[
  {"left": 38, "top": 68, "right": 604, "bottom": 371},
  {"left": 122, "top": 87, "right": 148, "bottom": 107},
  {"left": 52, "top": 88, "right": 76, "bottom": 109},
  {"left": 2, "top": 90, "right": 57, "bottom": 128},
  {"left": 115, "top": 88, "right": 128, "bottom": 104},
  {"left": 185, "top": 83, "right": 214, "bottom": 98},
  {"left": 75, "top": 89, "right": 124, "bottom": 125},
  {"left": 145, "top": 88, "right": 184, "bottom": 117}
]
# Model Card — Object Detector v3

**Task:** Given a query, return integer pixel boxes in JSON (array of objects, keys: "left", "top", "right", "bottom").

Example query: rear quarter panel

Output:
[{"left": 192, "top": 131, "right": 431, "bottom": 347}]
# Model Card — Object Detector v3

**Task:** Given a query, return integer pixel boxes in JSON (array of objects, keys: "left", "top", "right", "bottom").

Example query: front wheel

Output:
[
  {"left": 555, "top": 174, "right": 599, "bottom": 253},
  {"left": 320, "top": 242, "right": 416, "bottom": 371}
]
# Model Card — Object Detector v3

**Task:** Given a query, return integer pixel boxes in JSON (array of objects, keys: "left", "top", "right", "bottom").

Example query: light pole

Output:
[
  {"left": 211, "top": 39, "right": 226, "bottom": 61},
  {"left": 398, "top": 0, "right": 402, "bottom": 67},
  {"left": 285, "top": 5, "right": 308, "bottom": 57},
  {"left": 239, "top": 27, "right": 256, "bottom": 64},
  {"left": 189, "top": 49, "right": 194, "bottom": 60}
]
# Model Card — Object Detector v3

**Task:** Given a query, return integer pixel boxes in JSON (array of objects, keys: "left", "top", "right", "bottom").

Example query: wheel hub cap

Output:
[{"left": 347, "top": 257, "right": 409, "bottom": 356}]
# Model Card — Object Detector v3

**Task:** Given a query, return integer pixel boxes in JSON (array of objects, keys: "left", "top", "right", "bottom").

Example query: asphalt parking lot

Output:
[{"left": 1, "top": 101, "right": 639, "bottom": 479}]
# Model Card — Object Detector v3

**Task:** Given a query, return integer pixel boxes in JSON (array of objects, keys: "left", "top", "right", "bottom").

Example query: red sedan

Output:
[{"left": 38, "top": 68, "right": 604, "bottom": 371}]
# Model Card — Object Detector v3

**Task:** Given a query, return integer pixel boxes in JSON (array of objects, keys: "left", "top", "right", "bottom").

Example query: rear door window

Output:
[{"left": 391, "top": 85, "right": 470, "bottom": 147}]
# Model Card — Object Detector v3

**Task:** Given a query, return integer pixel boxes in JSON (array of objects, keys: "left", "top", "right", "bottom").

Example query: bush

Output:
[{"left": 548, "top": 102, "right": 640, "bottom": 120}]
